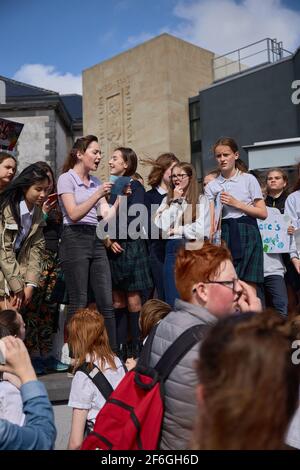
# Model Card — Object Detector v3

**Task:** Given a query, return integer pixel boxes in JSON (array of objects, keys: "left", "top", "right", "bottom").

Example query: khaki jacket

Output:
[{"left": 0, "top": 204, "right": 46, "bottom": 296}]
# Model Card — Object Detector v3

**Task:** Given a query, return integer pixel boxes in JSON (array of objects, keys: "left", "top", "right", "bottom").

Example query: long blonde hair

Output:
[{"left": 67, "top": 308, "right": 116, "bottom": 372}]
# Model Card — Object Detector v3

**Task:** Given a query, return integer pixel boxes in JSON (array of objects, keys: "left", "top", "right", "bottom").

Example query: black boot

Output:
[
  {"left": 131, "top": 341, "right": 142, "bottom": 360},
  {"left": 117, "top": 343, "right": 128, "bottom": 363}
]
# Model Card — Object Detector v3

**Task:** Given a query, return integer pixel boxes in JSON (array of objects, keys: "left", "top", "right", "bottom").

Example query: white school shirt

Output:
[
  {"left": 68, "top": 357, "right": 126, "bottom": 424},
  {"left": 284, "top": 192, "right": 300, "bottom": 259},
  {"left": 154, "top": 194, "right": 210, "bottom": 240},
  {"left": 205, "top": 171, "right": 263, "bottom": 219},
  {"left": 0, "top": 381, "right": 25, "bottom": 426},
  {"left": 285, "top": 191, "right": 300, "bottom": 228},
  {"left": 14, "top": 199, "right": 34, "bottom": 251},
  {"left": 286, "top": 402, "right": 300, "bottom": 449}
]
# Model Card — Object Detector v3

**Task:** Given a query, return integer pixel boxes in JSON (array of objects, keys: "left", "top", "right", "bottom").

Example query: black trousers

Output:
[{"left": 60, "top": 225, "right": 117, "bottom": 351}]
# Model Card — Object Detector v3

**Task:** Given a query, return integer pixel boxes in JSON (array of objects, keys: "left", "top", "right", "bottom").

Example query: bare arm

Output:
[
  {"left": 98, "top": 196, "right": 120, "bottom": 221},
  {"left": 68, "top": 408, "right": 89, "bottom": 450},
  {"left": 220, "top": 193, "right": 267, "bottom": 220},
  {"left": 61, "top": 182, "right": 112, "bottom": 223}
]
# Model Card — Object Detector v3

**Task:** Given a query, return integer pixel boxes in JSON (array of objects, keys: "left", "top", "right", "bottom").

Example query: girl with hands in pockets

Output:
[{"left": 205, "top": 137, "right": 267, "bottom": 295}]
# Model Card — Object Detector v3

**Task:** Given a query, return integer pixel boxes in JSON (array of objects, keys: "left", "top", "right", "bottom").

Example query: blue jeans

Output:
[
  {"left": 263, "top": 275, "right": 288, "bottom": 316},
  {"left": 60, "top": 225, "right": 117, "bottom": 350},
  {"left": 164, "top": 239, "right": 184, "bottom": 308},
  {"left": 149, "top": 241, "right": 166, "bottom": 301}
]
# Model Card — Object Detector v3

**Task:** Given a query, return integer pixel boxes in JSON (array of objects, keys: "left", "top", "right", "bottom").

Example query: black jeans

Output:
[{"left": 59, "top": 225, "right": 117, "bottom": 350}]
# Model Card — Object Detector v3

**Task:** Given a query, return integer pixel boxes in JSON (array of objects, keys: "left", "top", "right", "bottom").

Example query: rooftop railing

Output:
[{"left": 213, "top": 38, "right": 292, "bottom": 82}]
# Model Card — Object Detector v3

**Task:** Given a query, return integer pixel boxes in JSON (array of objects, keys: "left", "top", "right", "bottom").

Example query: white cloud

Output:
[
  {"left": 123, "top": 32, "right": 157, "bottom": 48},
  {"left": 123, "top": 27, "right": 171, "bottom": 49},
  {"left": 173, "top": 0, "right": 300, "bottom": 55},
  {"left": 13, "top": 64, "right": 82, "bottom": 95}
]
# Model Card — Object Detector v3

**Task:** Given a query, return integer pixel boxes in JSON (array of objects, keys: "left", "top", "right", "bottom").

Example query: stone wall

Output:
[
  {"left": 83, "top": 34, "right": 214, "bottom": 183},
  {"left": 7, "top": 114, "right": 50, "bottom": 172}
]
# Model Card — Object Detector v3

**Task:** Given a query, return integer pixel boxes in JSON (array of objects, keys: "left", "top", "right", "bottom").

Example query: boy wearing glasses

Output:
[{"left": 147, "top": 242, "right": 261, "bottom": 451}]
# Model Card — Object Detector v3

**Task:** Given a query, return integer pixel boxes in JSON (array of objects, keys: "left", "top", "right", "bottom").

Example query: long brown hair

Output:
[
  {"left": 293, "top": 162, "right": 300, "bottom": 191},
  {"left": 193, "top": 311, "right": 300, "bottom": 450},
  {"left": 166, "top": 162, "right": 200, "bottom": 221},
  {"left": 67, "top": 308, "right": 116, "bottom": 372},
  {"left": 213, "top": 137, "right": 247, "bottom": 173},
  {"left": 62, "top": 135, "right": 98, "bottom": 173},
  {"left": 143, "top": 153, "right": 179, "bottom": 188}
]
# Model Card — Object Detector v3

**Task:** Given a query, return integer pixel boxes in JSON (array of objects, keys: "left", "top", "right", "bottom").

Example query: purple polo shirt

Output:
[{"left": 57, "top": 169, "right": 101, "bottom": 225}]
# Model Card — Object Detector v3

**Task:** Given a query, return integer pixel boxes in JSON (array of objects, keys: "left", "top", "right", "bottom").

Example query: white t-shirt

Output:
[
  {"left": 0, "top": 381, "right": 25, "bottom": 426},
  {"left": 205, "top": 171, "right": 263, "bottom": 219},
  {"left": 286, "top": 405, "right": 300, "bottom": 449},
  {"left": 68, "top": 356, "right": 126, "bottom": 424}
]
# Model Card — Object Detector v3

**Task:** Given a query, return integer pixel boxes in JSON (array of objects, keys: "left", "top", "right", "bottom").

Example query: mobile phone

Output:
[
  {"left": 0, "top": 339, "right": 6, "bottom": 365},
  {"left": 47, "top": 193, "right": 58, "bottom": 204}
]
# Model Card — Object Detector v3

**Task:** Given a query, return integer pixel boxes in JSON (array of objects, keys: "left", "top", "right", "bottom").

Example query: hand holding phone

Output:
[{"left": 47, "top": 193, "right": 58, "bottom": 204}]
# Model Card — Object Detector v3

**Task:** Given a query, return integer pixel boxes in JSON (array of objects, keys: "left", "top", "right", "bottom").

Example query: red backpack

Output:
[{"left": 81, "top": 323, "right": 208, "bottom": 450}]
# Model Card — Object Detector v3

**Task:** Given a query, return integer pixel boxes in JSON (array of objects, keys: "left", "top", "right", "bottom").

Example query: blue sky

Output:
[{"left": 2, "top": 0, "right": 300, "bottom": 94}]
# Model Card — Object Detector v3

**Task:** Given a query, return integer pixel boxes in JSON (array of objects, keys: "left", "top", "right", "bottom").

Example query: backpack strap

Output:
[
  {"left": 138, "top": 323, "right": 159, "bottom": 367},
  {"left": 155, "top": 324, "right": 210, "bottom": 382},
  {"left": 76, "top": 363, "right": 114, "bottom": 401}
]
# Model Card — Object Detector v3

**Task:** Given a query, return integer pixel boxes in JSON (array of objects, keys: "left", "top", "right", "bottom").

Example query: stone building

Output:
[
  {"left": 0, "top": 75, "right": 82, "bottom": 176},
  {"left": 83, "top": 33, "right": 214, "bottom": 181}
]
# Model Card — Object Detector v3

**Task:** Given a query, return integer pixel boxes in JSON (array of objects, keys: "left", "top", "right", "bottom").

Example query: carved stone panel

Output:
[{"left": 97, "top": 78, "right": 132, "bottom": 178}]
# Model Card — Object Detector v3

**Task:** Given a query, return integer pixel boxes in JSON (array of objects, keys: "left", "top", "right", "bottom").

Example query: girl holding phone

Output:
[
  {"left": 22, "top": 161, "right": 68, "bottom": 374},
  {"left": 0, "top": 164, "right": 49, "bottom": 311}
]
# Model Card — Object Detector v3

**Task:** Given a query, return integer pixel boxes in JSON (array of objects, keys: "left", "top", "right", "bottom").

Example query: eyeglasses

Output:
[
  {"left": 171, "top": 173, "right": 189, "bottom": 180},
  {"left": 193, "top": 278, "right": 240, "bottom": 293}
]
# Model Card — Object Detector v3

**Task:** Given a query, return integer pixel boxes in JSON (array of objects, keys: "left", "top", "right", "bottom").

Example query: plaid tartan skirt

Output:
[
  {"left": 221, "top": 221, "right": 264, "bottom": 284},
  {"left": 109, "top": 238, "right": 153, "bottom": 292}
]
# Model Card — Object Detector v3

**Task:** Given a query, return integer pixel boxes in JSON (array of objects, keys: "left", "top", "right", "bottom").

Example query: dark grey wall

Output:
[{"left": 199, "top": 52, "right": 300, "bottom": 175}]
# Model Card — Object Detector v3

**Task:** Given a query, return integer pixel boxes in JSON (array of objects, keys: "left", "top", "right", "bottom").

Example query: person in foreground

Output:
[
  {"left": 0, "top": 336, "right": 56, "bottom": 450},
  {"left": 193, "top": 311, "right": 300, "bottom": 450},
  {"left": 148, "top": 241, "right": 261, "bottom": 450}
]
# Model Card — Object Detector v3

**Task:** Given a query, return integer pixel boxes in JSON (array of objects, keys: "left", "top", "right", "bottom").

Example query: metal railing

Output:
[{"left": 213, "top": 38, "right": 292, "bottom": 82}]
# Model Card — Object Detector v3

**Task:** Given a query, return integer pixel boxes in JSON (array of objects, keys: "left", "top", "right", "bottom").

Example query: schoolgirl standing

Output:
[
  {"left": 154, "top": 161, "right": 210, "bottom": 308},
  {"left": 263, "top": 169, "right": 292, "bottom": 315},
  {"left": 205, "top": 137, "right": 267, "bottom": 292},
  {"left": 57, "top": 135, "right": 120, "bottom": 352},
  {"left": 284, "top": 172, "right": 300, "bottom": 308},
  {"left": 0, "top": 163, "right": 49, "bottom": 311},
  {"left": 22, "top": 161, "right": 68, "bottom": 374},
  {"left": 107, "top": 147, "right": 153, "bottom": 360},
  {"left": 144, "top": 153, "right": 179, "bottom": 301}
]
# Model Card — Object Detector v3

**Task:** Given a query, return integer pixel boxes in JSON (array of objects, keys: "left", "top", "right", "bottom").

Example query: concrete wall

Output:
[
  {"left": 83, "top": 34, "right": 214, "bottom": 182},
  {"left": 56, "top": 117, "right": 72, "bottom": 175},
  {"left": 5, "top": 114, "right": 50, "bottom": 172}
]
